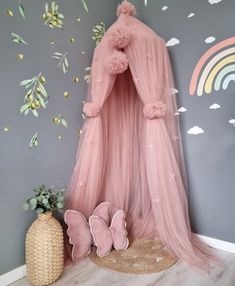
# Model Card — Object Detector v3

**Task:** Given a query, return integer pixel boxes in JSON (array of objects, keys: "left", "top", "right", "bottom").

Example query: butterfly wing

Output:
[
  {"left": 110, "top": 210, "right": 129, "bottom": 251},
  {"left": 64, "top": 210, "right": 92, "bottom": 261},
  {"left": 89, "top": 215, "right": 112, "bottom": 257},
  {"left": 93, "top": 202, "right": 111, "bottom": 225}
]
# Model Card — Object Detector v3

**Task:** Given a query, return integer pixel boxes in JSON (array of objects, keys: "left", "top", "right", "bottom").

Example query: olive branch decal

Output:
[
  {"left": 52, "top": 52, "right": 69, "bottom": 73},
  {"left": 92, "top": 22, "right": 105, "bottom": 45},
  {"left": 43, "top": 1, "right": 64, "bottom": 29},
  {"left": 29, "top": 132, "right": 38, "bottom": 148},
  {"left": 52, "top": 114, "right": 68, "bottom": 128},
  {"left": 81, "top": 0, "right": 88, "bottom": 13},
  {"left": 10, "top": 32, "right": 28, "bottom": 45},
  {"left": 19, "top": 1, "right": 26, "bottom": 19},
  {"left": 19, "top": 73, "right": 48, "bottom": 117}
]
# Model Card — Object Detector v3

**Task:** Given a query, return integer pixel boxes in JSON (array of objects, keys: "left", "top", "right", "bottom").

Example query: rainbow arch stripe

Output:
[{"left": 189, "top": 37, "right": 235, "bottom": 96}]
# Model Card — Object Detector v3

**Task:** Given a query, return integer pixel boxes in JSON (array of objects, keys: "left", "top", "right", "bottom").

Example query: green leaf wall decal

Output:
[
  {"left": 29, "top": 132, "right": 38, "bottom": 148},
  {"left": 81, "top": 0, "right": 89, "bottom": 13},
  {"left": 43, "top": 1, "right": 64, "bottom": 29},
  {"left": 92, "top": 22, "right": 105, "bottom": 45},
  {"left": 10, "top": 32, "right": 28, "bottom": 45},
  {"left": 19, "top": 1, "right": 26, "bottom": 19},
  {"left": 52, "top": 52, "right": 69, "bottom": 73},
  {"left": 20, "top": 73, "right": 48, "bottom": 117}
]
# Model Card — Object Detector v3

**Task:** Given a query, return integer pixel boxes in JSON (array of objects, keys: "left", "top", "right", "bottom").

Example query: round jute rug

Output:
[{"left": 89, "top": 239, "right": 177, "bottom": 274}]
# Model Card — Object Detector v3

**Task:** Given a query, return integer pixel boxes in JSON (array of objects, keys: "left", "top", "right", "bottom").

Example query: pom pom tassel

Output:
[
  {"left": 116, "top": 1, "right": 136, "bottom": 17},
  {"left": 108, "top": 26, "right": 130, "bottom": 49},
  {"left": 105, "top": 51, "right": 129, "bottom": 75}
]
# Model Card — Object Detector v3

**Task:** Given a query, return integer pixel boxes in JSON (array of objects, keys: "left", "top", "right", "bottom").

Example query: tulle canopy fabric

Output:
[{"left": 65, "top": 1, "right": 215, "bottom": 271}]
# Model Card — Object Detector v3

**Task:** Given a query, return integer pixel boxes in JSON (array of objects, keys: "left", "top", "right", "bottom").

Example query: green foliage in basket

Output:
[{"left": 23, "top": 185, "right": 65, "bottom": 214}]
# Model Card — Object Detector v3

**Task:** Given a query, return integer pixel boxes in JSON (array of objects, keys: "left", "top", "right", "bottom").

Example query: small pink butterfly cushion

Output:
[
  {"left": 89, "top": 210, "right": 129, "bottom": 257},
  {"left": 64, "top": 210, "right": 92, "bottom": 261}
]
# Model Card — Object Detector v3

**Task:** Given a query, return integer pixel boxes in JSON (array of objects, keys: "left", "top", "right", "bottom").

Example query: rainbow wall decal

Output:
[{"left": 189, "top": 37, "right": 235, "bottom": 96}]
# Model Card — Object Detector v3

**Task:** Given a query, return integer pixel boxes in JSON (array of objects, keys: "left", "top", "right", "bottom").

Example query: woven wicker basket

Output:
[{"left": 25, "top": 212, "right": 64, "bottom": 286}]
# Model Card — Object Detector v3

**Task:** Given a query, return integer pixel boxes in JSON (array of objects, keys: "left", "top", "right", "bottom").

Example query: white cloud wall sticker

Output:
[
  {"left": 205, "top": 36, "right": 216, "bottom": 44},
  {"left": 175, "top": 106, "right": 187, "bottom": 116},
  {"left": 187, "top": 126, "right": 205, "bottom": 135},
  {"left": 228, "top": 119, "right": 235, "bottom": 126},
  {"left": 209, "top": 103, "right": 221, "bottom": 109},
  {"left": 178, "top": 107, "right": 187, "bottom": 113},
  {"left": 208, "top": 0, "right": 223, "bottom": 4},
  {"left": 188, "top": 13, "right": 195, "bottom": 18},
  {"left": 166, "top": 38, "right": 180, "bottom": 47},
  {"left": 171, "top": 88, "right": 179, "bottom": 95}
]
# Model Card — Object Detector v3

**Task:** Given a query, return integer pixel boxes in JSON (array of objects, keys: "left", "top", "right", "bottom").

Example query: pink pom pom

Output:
[
  {"left": 116, "top": 1, "right": 136, "bottom": 17},
  {"left": 105, "top": 51, "right": 129, "bottom": 75},
  {"left": 83, "top": 102, "right": 100, "bottom": 118},
  {"left": 143, "top": 102, "right": 166, "bottom": 119},
  {"left": 108, "top": 26, "right": 130, "bottom": 49}
]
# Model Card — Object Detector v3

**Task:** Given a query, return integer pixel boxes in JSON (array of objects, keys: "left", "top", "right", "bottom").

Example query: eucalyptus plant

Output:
[{"left": 23, "top": 185, "right": 65, "bottom": 214}]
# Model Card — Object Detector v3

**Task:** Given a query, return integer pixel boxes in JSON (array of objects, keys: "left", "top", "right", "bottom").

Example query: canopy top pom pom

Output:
[{"left": 116, "top": 1, "right": 137, "bottom": 17}]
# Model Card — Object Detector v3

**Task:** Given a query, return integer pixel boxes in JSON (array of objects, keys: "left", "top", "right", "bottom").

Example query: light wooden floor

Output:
[{"left": 11, "top": 249, "right": 235, "bottom": 286}]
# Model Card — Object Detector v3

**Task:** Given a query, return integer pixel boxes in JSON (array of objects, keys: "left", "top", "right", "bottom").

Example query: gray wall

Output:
[
  {"left": 140, "top": 0, "right": 235, "bottom": 242},
  {"left": 0, "top": 0, "right": 118, "bottom": 275},
  {"left": 1, "top": 0, "right": 235, "bottom": 275}
]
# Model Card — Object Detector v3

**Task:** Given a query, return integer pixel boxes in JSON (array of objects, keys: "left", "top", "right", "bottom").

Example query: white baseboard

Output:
[
  {"left": 0, "top": 265, "right": 26, "bottom": 286},
  {"left": 0, "top": 234, "right": 235, "bottom": 285},
  {"left": 196, "top": 234, "right": 235, "bottom": 254}
]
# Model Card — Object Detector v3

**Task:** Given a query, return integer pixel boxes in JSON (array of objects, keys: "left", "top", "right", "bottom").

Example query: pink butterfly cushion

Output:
[
  {"left": 89, "top": 209, "right": 129, "bottom": 257},
  {"left": 89, "top": 215, "right": 113, "bottom": 257},
  {"left": 93, "top": 202, "right": 111, "bottom": 225},
  {"left": 110, "top": 210, "right": 129, "bottom": 251},
  {"left": 64, "top": 210, "right": 92, "bottom": 261}
]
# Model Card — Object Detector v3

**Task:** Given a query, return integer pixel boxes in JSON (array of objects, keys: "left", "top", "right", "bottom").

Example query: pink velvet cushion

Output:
[
  {"left": 89, "top": 215, "right": 113, "bottom": 257},
  {"left": 64, "top": 210, "right": 92, "bottom": 261},
  {"left": 110, "top": 210, "right": 129, "bottom": 251},
  {"left": 89, "top": 209, "right": 129, "bottom": 257},
  {"left": 93, "top": 202, "right": 111, "bottom": 225}
]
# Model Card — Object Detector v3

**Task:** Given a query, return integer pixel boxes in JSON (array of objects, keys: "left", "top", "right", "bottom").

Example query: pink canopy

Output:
[{"left": 65, "top": 1, "right": 216, "bottom": 271}]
